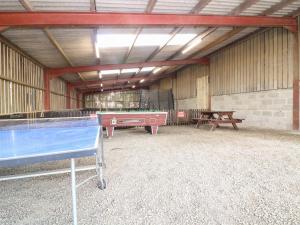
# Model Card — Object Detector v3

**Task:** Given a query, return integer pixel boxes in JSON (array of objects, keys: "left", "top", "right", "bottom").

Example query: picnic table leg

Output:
[
  {"left": 228, "top": 114, "right": 239, "bottom": 130},
  {"left": 210, "top": 122, "right": 218, "bottom": 131}
]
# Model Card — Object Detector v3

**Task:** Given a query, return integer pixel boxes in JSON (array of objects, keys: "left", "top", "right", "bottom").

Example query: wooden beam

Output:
[
  {"left": 19, "top": 0, "right": 34, "bottom": 11},
  {"left": 292, "top": 30, "right": 299, "bottom": 130},
  {"left": 123, "top": 28, "right": 142, "bottom": 63},
  {"left": 123, "top": 0, "right": 157, "bottom": 61},
  {"left": 145, "top": 0, "right": 157, "bottom": 13},
  {"left": 168, "top": 28, "right": 216, "bottom": 60},
  {"left": 191, "top": 0, "right": 212, "bottom": 14},
  {"left": 192, "top": 27, "right": 244, "bottom": 57},
  {"left": 230, "top": 0, "right": 260, "bottom": 16},
  {"left": 90, "top": 0, "right": 96, "bottom": 12}
]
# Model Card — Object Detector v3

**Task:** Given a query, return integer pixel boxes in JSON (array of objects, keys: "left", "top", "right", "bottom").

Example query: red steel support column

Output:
[
  {"left": 66, "top": 83, "right": 72, "bottom": 109},
  {"left": 44, "top": 71, "right": 51, "bottom": 111}
]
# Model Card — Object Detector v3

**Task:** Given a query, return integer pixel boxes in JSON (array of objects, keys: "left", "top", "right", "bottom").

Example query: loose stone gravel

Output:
[{"left": 0, "top": 126, "right": 299, "bottom": 225}]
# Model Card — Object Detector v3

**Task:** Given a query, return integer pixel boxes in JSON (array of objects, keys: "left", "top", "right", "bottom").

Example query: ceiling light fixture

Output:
[
  {"left": 121, "top": 68, "right": 139, "bottom": 74},
  {"left": 182, "top": 38, "right": 202, "bottom": 54},
  {"left": 100, "top": 83, "right": 103, "bottom": 87},
  {"left": 153, "top": 67, "right": 162, "bottom": 74},
  {"left": 132, "top": 85, "right": 136, "bottom": 88},
  {"left": 99, "top": 69, "right": 120, "bottom": 75},
  {"left": 140, "top": 67, "right": 155, "bottom": 72},
  {"left": 139, "top": 79, "right": 145, "bottom": 83},
  {"left": 95, "top": 42, "right": 100, "bottom": 58}
]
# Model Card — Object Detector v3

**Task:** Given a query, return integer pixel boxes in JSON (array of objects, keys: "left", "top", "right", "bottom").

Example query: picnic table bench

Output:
[{"left": 192, "top": 111, "right": 244, "bottom": 131}]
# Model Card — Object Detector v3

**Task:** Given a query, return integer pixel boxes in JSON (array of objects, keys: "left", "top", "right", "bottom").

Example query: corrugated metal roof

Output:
[
  {"left": 197, "top": 27, "right": 259, "bottom": 57},
  {"left": 81, "top": 71, "right": 99, "bottom": 80},
  {"left": 2, "top": 28, "right": 68, "bottom": 68},
  {"left": 153, "top": 0, "right": 199, "bottom": 14},
  {"left": 29, "top": 0, "right": 91, "bottom": 11},
  {"left": 173, "top": 27, "right": 233, "bottom": 60},
  {"left": 96, "top": 0, "right": 149, "bottom": 12},
  {"left": 62, "top": 73, "right": 82, "bottom": 82},
  {"left": 241, "top": 0, "right": 282, "bottom": 16},
  {"left": 201, "top": 0, "right": 245, "bottom": 15},
  {"left": 49, "top": 28, "right": 97, "bottom": 66},
  {"left": 0, "top": 0, "right": 25, "bottom": 11},
  {"left": 272, "top": 1, "right": 300, "bottom": 16}
]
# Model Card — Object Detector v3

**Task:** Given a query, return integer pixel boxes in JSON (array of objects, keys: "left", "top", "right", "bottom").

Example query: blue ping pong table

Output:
[{"left": 0, "top": 116, "right": 106, "bottom": 225}]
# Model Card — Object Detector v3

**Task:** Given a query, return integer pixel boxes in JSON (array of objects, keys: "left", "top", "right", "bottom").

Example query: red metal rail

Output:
[
  {"left": 0, "top": 12, "right": 296, "bottom": 32},
  {"left": 46, "top": 58, "right": 209, "bottom": 77}
]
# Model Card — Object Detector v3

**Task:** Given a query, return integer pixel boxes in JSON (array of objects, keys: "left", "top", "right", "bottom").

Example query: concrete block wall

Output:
[
  {"left": 211, "top": 89, "right": 293, "bottom": 130},
  {"left": 175, "top": 98, "right": 198, "bottom": 110}
]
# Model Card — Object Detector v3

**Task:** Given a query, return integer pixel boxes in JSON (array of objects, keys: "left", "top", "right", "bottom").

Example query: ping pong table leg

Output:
[
  {"left": 96, "top": 125, "right": 106, "bottom": 190},
  {"left": 70, "top": 158, "right": 78, "bottom": 225}
]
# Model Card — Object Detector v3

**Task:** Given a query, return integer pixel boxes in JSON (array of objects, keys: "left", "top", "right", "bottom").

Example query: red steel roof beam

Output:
[
  {"left": 0, "top": 12, "right": 296, "bottom": 32},
  {"left": 46, "top": 58, "right": 209, "bottom": 77}
]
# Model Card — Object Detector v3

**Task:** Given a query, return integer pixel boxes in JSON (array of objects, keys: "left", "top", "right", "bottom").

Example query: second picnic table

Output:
[{"left": 192, "top": 111, "right": 244, "bottom": 131}]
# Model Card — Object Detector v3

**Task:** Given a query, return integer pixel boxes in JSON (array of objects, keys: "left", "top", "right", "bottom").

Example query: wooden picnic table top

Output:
[{"left": 200, "top": 111, "right": 235, "bottom": 114}]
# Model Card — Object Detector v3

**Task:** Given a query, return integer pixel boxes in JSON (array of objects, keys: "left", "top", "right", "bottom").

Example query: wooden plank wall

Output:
[
  {"left": 50, "top": 78, "right": 67, "bottom": 110},
  {"left": 0, "top": 41, "right": 44, "bottom": 115},
  {"left": 153, "top": 64, "right": 209, "bottom": 101},
  {"left": 70, "top": 89, "right": 77, "bottom": 109},
  {"left": 210, "top": 28, "right": 294, "bottom": 96}
]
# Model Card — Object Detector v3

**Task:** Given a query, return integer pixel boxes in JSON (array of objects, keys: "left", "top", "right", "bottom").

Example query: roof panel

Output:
[
  {"left": 100, "top": 48, "right": 128, "bottom": 64},
  {"left": 0, "top": 0, "right": 24, "bottom": 11},
  {"left": 127, "top": 46, "right": 158, "bottom": 63},
  {"left": 49, "top": 28, "right": 97, "bottom": 66},
  {"left": 81, "top": 71, "right": 99, "bottom": 81},
  {"left": 201, "top": 0, "right": 244, "bottom": 15},
  {"left": 153, "top": 0, "right": 199, "bottom": 14},
  {"left": 241, "top": 0, "right": 282, "bottom": 16},
  {"left": 173, "top": 27, "right": 233, "bottom": 60},
  {"left": 62, "top": 73, "right": 81, "bottom": 82},
  {"left": 272, "top": 2, "right": 300, "bottom": 16},
  {"left": 29, "top": 0, "right": 91, "bottom": 11},
  {"left": 96, "top": 0, "right": 149, "bottom": 13},
  {"left": 2, "top": 28, "right": 68, "bottom": 68},
  {"left": 197, "top": 27, "right": 259, "bottom": 57}
]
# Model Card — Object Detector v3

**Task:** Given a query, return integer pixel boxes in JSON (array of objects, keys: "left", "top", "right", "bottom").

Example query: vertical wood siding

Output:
[
  {"left": 155, "top": 64, "right": 209, "bottom": 100},
  {"left": 210, "top": 28, "right": 294, "bottom": 96},
  {"left": 50, "top": 78, "right": 67, "bottom": 110},
  {"left": 0, "top": 41, "right": 44, "bottom": 115}
]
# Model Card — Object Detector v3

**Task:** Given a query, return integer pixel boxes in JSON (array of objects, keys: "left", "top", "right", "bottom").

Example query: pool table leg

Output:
[
  {"left": 106, "top": 126, "right": 114, "bottom": 138},
  {"left": 151, "top": 125, "right": 158, "bottom": 135}
]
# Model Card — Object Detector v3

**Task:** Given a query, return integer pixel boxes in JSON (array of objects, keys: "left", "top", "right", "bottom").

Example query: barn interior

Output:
[{"left": 0, "top": 1, "right": 300, "bottom": 225}]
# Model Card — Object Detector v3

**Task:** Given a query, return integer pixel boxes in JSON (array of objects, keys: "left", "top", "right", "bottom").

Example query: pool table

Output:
[{"left": 97, "top": 111, "right": 168, "bottom": 138}]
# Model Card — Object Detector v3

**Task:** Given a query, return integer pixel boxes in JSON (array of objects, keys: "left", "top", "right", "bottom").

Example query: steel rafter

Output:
[
  {"left": 0, "top": 12, "right": 296, "bottom": 32},
  {"left": 46, "top": 58, "right": 209, "bottom": 77}
]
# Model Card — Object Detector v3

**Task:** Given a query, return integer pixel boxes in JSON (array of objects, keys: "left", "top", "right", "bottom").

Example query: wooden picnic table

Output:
[{"left": 192, "top": 111, "right": 244, "bottom": 131}]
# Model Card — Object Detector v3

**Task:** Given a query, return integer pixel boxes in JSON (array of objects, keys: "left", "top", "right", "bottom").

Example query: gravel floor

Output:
[{"left": 0, "top": 126, "right": 300, "bottom": 225}]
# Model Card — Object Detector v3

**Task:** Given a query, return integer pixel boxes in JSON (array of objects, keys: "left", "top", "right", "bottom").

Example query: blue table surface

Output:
[{"left": 0, "top": 118, "right": 100, "bottom": 165}]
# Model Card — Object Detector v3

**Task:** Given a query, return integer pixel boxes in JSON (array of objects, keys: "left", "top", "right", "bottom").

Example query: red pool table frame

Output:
[{"left": 97, "top": 112, "right": 168, "bottom": 138}]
